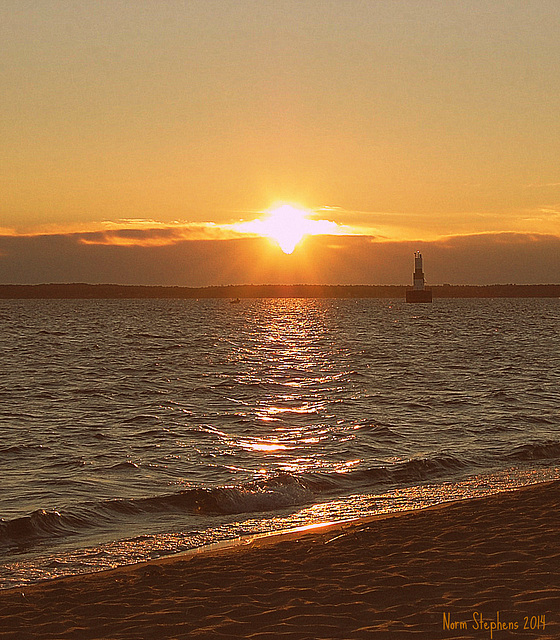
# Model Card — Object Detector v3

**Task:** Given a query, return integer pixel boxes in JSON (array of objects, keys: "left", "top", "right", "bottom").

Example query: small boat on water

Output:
[{"left": 229, "top": 298, "right": 241, "bottom": 304}]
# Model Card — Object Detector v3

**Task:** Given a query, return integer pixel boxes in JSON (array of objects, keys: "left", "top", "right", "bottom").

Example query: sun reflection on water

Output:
[
  {"left": 238, "top": 441, "right": 288, "bottom": 452},
  {"left": 221, "top": 298, "right": 361, "bottom": 478}
]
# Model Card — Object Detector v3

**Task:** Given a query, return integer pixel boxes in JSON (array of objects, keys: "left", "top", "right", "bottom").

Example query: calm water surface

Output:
[{"left": 0, "top": 298, "right": 559, "bottom": 587}]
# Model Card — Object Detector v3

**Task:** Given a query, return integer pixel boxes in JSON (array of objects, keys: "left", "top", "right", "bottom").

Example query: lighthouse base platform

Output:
[{"left": 406, "top": 289, "right": 433, "bottom": 303}]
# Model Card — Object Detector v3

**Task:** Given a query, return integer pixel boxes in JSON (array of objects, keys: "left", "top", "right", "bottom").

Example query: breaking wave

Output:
[
  {"left": 507, "top": 439, "right": 560, "bottom": 461},
  {"left": 0, "top": 454, "right": 475, "bottom": 551}
]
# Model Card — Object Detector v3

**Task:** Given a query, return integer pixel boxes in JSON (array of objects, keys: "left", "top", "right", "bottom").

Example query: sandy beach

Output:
[{"left": 1, "top": 481, "right": 558, "bottom": 639}]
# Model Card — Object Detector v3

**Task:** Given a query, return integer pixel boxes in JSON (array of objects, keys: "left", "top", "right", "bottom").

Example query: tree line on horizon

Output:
[{"left": 0, "top": 283, "right": 559, "bottom": 299}]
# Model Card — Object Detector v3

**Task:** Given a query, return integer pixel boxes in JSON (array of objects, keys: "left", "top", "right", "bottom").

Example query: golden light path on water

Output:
[{"left": 219, "top": 297, "right": 357, "bottom": 477}]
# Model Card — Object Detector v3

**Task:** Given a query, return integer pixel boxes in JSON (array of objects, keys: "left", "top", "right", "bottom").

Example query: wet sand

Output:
[{"left": 1, "top": 481, "right": 558, "bottom": 639}]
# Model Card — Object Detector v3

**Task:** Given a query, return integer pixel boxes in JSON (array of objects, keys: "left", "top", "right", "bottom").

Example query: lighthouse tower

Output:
[
  {"left": 406, "top": 251, "right": 432, "bottom": 302},
  {"left": 413, "top": 251, "right": 426, "bottom": 290}
]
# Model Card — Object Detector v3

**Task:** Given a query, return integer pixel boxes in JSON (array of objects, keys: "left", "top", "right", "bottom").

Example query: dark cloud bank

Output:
[{"left": 0, "top": 231, "right": 559, "bottom": 286}]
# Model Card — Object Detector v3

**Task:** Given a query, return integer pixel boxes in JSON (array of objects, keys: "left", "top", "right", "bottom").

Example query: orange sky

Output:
[{"left": 1, "top": 1, "right": 559, "bottom": 284}]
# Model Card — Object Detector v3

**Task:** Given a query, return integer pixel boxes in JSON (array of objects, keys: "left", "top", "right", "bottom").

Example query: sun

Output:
[
  {"left": 258, "top": 204, "right": 315, "bottom": 254},
  {"left": 230, "top": 203, "right": 342, "bottom": 254}
]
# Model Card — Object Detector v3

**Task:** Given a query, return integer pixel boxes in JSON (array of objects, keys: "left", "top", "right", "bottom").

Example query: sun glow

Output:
[
  {"left": 259, "top": 205, "right": 314, "bottom": 254},
  {"left": 233, "top": 204, "right": 340, "bottom": 254}
]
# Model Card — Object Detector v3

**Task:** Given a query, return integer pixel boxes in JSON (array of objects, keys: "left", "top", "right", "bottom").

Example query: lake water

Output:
[{"left": 1, "top": 297, "right": 559, "bottom": 588}]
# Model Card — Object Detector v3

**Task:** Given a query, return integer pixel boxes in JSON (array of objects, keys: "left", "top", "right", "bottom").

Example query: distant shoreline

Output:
[{"left": 0, "top": 283, "right": 559, "bottom": 299}]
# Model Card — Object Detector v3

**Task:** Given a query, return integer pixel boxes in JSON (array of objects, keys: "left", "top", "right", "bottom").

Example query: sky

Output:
[{"left": 1, "top": 0, "right": 559, "bottom": 285}]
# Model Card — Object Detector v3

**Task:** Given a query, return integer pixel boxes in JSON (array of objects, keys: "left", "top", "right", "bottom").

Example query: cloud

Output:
[
  {"left": 79, "top": 228, "right": 189, "bottom": 247},
  {"left": 1, "top": 220, "right": 244, "bottom": 244},
  {"left": 522, "top": 183, "right": 560, "bottom": 189},
  {"left": 0, "top": 229, "right": 558, "bottom": 286},
  {"left": 77, "top": 224, "right": 238, "bottom": 246},
  {"left": 533, "top": 207, "right": 560, "bottom": 217}
]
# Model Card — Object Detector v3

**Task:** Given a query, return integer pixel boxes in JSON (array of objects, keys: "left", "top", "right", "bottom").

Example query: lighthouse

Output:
[{"left": 405, "top": 251, "right": 433, "bottom": 303}]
